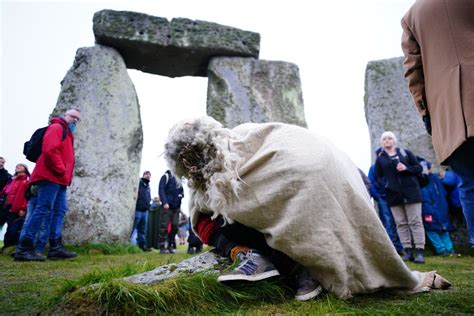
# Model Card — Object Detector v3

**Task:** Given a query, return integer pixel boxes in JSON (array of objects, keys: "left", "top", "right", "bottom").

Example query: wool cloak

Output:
[{"left": 165, "top": 117, "right": 429, "bottom": 298}]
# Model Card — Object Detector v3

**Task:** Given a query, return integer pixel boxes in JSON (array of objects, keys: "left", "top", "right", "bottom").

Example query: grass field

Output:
[{"left": 1, "top": 243, "right": 473, "bottom": 315}]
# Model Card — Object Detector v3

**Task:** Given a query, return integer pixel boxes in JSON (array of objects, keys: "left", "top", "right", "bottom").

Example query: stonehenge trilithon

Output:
[
  {"left": 93, "top": 10, "right": 261, "bottom": 77},
  {"left": 53, "top": 45, "right": 142, "bottom": 244}
]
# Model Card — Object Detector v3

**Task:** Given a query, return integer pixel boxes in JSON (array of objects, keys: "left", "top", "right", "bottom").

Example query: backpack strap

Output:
[{"left": 165, "top": 172, "right": 169, "bottom": 186}]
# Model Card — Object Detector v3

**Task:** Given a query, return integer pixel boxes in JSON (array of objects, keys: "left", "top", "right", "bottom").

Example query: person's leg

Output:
[
  {"left": 440, "top": 231, "right": 455, "bottom": 254},
  {"left": 168, "top": 208, "right": 180, "bottom": 251},
  {"left": 377, "top": 198, "right": 403, "bottom": 252},
  {"left": 47, "top": 186, "right": 76, "bottom": 260},
  {"left": 405, "top": 203, "right": 425, "bottom": 263},
  {"left": 390, "top": 205, "right": 413, "bottom": 260},
  {"left": 3, "top": 210, "right": 20, "bottom": 248},
  {"left": 426, "top": 231, "right": 447, "bottom": 255},
  {"left": 15, "top": 182, "right": 60, "bottom": 261},
  {"left": 158, "top": 209, "right": 172, "bottom": 253},
  {"left": 130, "top": 211, "right": 141, "bottom": 244},
  {"left": 136, "top": 211, "right": 149, "bottom": 251},
  {"left": 448, "top": 138, "right": 474, "bottom": 248}
]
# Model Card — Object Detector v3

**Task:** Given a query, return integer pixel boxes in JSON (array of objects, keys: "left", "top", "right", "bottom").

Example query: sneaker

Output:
[
  {"left": 217, "top": 250, "right": 280, "bottom": 282},
  {"left": 294, "top": 266, "right": 323, "bottom": 301}
]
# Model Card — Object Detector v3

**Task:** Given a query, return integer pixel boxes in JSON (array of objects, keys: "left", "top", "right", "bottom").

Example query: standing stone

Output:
[
  {"left": 364, "top": 57, "right": 437, "bottom": 168},
  {"left": 53, "top": 45, "right": 143, "bottom": 244},
  {"left": 207, "top": 57, "right": 307, "bottom": 128},
  {"left": 93, "top": 10, "right": 260, "bottom": 77}
]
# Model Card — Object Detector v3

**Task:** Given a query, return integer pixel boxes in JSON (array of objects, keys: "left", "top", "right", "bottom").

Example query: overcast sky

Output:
[{"left": 1, "top": 0, "right": 415, "bottom": 211}]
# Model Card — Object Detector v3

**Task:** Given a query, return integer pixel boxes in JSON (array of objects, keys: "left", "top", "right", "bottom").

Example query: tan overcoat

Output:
[{"left": 401, "top": 0, "right": 474, "bottom": 164}]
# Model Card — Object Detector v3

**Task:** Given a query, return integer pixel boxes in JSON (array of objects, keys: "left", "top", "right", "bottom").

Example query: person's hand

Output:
[
  {"left": 422, "top": 114, "right": 432, "bottom": 135},
  {"left": 396, "top": 162, "right": 407, "bottom": 172},
  {"left": 164, "top": 203, "right": 170, "bottom": 210},
  {"left": 19, "top": 210, "right": 26, "bottom": 217}
]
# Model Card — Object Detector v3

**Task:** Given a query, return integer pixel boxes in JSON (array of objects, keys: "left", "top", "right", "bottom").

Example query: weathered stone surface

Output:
[
  {"left": 53, "top": 44, "right": 143, "bottom": 244},
  {"left": 93, "top": 10, "right": 260, "bottom": 77},
  {"left": 364, "top": 57, "right": 437, "bottom": 168},
  {"left": 207, "top": 57, "right": 307, "bottom": 128},
  {"left": 124, "top": 251, "right": 228, "bottom": 284}
]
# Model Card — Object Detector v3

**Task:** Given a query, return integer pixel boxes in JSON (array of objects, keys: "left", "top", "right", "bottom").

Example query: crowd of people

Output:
[{"left": 129, "top": 169, "right": 203, "bottom": 255}]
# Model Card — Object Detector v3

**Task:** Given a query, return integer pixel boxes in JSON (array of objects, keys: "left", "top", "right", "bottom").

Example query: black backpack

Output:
[{"left": 23, "top": 124, "right": 67, "bottom": 163}]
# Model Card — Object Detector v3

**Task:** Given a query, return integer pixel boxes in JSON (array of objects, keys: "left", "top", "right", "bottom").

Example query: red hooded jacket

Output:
[
  {"left": 30, "top": 117, "right": 75, "bottom": 186},
  {"left": 2, "top": 174, "right": 29, "bottom": 213}
]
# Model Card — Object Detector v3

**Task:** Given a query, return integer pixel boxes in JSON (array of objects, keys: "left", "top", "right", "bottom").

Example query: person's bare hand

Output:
[
  {"left": 396, "top": 163, "right": 407, "bottom": 172},
  {"left": 164, "top": 203, "right": 170, "bottom": 210}
]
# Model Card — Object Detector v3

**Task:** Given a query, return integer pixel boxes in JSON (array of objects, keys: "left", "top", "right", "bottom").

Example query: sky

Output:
[{"left": 1, "top": 0, "right": 415, "bottom": 213}]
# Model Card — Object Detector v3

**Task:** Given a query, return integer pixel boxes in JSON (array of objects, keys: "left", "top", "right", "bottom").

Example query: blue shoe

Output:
[{"left": 217, "top": 250, "right": 280, "bottom": 282}]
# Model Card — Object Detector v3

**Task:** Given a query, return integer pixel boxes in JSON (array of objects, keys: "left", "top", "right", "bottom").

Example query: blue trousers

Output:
[
  {"left": 130, "top": 210, "right": 148, "bottom": 248},
  {"left": 426, "top": 231, "right": 454, "bottom": 255},
  {"left": 376, "top": 198, "right": 403, "bottom": 252},
  {"left": 448, "top": 138, "right": 474, "bottom": 247},
  {"left": 19, "top": 181, "right": 68, "bottom": 244}
]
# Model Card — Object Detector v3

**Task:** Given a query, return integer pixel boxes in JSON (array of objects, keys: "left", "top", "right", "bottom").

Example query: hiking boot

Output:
[
  {"left": 187, "top": 248, "right": 195, "bottom": 254},
  {"left": 168, "top": 247, "right": 176, "bottom": 254},
  {"left": 139, "top": 245, "right": 152, "bottom": 252},
  {"left": 294, "top": 265, "right": 323, "bottom": 301},
  {"left": 414, "top": 248, "right": 425, "bottom": 264},
  {"left": 217, "top": 250, "right": 280, "bottom": 282},
  {"left": 402, "top": 248, "right": 414, "bottom": 261},
  {"left": 47, "top": 238, "right": 77, "bottom": 260},
  {"left": 14, "top": 239, "right": 46, "bottom": 262}
]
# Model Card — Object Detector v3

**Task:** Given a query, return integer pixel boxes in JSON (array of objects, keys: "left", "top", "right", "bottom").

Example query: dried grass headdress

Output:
[{"left": 164, "top": 116, "right": 243, "bottom": 222}]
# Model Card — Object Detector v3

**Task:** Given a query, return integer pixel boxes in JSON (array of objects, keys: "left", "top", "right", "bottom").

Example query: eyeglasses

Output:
[{"left": 67, "top": 114, "right": 81, "bottom": 122}]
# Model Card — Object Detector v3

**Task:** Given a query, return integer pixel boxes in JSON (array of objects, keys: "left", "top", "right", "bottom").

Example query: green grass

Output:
[{"left": 1, "top": 243, "right": 473, "bottom": 315}]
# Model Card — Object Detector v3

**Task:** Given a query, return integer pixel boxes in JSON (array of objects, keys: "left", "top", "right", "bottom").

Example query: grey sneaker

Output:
[
  {"left": 217, "top": 250, "right": 280, "bottom": 282},
  {"left": 295, "top": 266, "right": 323, "bottom": 301}
]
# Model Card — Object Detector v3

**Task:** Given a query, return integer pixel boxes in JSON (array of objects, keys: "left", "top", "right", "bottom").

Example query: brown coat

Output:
[{"left": 401, "top": 0, "right": 474, "bottom": 164}]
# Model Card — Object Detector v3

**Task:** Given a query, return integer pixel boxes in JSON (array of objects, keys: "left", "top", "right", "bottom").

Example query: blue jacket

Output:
[
  {"left": 441, "top": 170, "right": 462, "bottom": 208},
  {"left": 368, "top": 164, "right": 385, "bottom": 200},
  {"left": 159, "top": 170, "right": 184, "bottom": 209},
  {"left": 135, "top": 178, "right": 151, "bottom": 211},
  {"left": 421, "top": 173, "right": 454, "bottom": 232},
  {"left": 374, "top": 148, "right": 422, "bottom": 206}
]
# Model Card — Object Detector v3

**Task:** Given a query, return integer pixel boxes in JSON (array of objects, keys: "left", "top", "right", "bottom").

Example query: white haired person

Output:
[
  {"left": 374, "top": 131, "right": 425, "bottom": 263},
  {"left": 164, "top": 116, "right": 450, "bottom": 299}
]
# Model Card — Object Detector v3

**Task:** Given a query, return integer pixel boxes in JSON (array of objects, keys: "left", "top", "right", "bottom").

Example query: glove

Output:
[{"left": 422, "top": 114, "right": 432, "bottom": 135}]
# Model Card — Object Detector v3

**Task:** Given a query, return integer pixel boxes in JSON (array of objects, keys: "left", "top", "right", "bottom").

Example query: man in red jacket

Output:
[{"left": 15, "top": 109, "right": 81, "bottom": 261}]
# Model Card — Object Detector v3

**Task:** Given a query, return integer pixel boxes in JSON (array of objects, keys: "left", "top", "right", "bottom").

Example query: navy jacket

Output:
[
  {"left": 374, "top": 148, "right": 422, "bottom": 206},
  {"left": 421, "top": 173, "right": 454, "bottom": 232},
  {"left": 159, "top": 171, "right": 184, "bottom": 209},
  {"left": 135, "top": 178, "right": 151, "bottom": 211}
]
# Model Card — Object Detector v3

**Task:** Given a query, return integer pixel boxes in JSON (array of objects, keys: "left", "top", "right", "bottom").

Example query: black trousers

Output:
[{"left": 210, "top": 217, "right": 297, "bottom": 275}]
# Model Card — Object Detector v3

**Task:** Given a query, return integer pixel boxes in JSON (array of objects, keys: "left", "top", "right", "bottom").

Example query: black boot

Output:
[
  {"left": 414, "top": 248, "right": 425, "bottom": 264},
  {"left": 159, "top": 243, "right": 169, "bottom": 254},
  {"left": 14, "top": 239, "right": 46, "bottom": 262},
  {"left": 47, "top": 238, "right": 77, "bottom": 260},
  {"left": 401, "top": 248, "right": 414, "bottom": 261}
]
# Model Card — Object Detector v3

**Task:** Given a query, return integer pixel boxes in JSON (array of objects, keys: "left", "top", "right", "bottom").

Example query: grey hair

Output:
[{"left": 164, "top": 116, "right": 243, "bottom": 223}]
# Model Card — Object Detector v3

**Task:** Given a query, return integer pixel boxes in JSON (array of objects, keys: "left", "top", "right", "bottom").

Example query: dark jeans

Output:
[
  {"left": 19, "top": 181, "right": 67, "bottom": 245},
  {"left": 3, "top": 207, "right": 25, "bottom": 248},
  {"left": 210, "top": 218, "right": 297, "bottom": 275},
  {"left": 448, "top": 138, "right": 474, "bottom": 247},
  {"left": 376, "top": 198, "right": 403, "bottom": 252},
  {"left": 130, "top": 210, "right": 148, "bottom": 248}
]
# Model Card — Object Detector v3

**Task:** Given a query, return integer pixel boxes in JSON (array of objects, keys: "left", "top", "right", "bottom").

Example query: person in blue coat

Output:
[{"left": 420, "top": 160, "right": 456, "bottom": 256}]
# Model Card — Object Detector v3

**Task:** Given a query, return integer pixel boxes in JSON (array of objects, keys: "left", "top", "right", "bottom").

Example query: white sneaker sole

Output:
[
  {"left": 217, "top": 269, "right": 280, "bottom": 282},
  {"left": 295, "top": 284, "right": 323, "bottom": 301}
]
